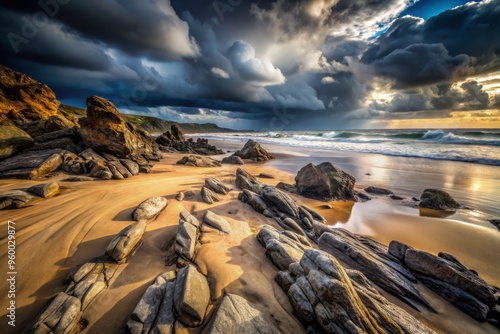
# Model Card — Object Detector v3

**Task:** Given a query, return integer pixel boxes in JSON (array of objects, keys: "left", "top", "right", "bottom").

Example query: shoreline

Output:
[{"left": 0, "top": 151, "right": 499, "bottom": 333}]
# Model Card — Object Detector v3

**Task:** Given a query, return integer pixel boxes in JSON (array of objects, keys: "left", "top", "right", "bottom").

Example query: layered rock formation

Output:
[
  {"left": 156, "top": 125, "right": 223, "bottom": 155},
  {"left": 232, "top": 139, "right": 274, "bottom": 161}
]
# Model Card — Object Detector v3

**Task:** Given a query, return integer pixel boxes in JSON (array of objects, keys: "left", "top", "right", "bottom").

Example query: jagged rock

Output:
[
  {"left": 28, "top": 137, "right": 78, "bottom": 153},
  {"left": 62, "top": 176, "right": 96, "bottom": 182},
  {"left": 79, "top": 96, "right": 160, "bottom": 162},
  {"left": 0, "top": 190, "right": 36, "bottom": 210},
  {"left": 364, "top": 186, "right": 393, "bottom": 195},
  {"left": 318, "top": 229, "right": 433, "bottom": 312},
  {"left": 176, "top": 192, "right": 185, "bottom": 201},
  {"left": 176, "top": 155, "right": 221, "bottom": 167},
  {"left": 173, "top": 265, "right": 210, "bottom": 327},
  {"left": 276, "top": 182, "right": 297, "bottom": 193},
  {"left": 27, "top": 292, "right": 82, "bottom": 334},
  {"left": 33, "top": 128, "right": 80, "bottom": 144},
  {"left": 238, "top": 189, "right": 273, "bottom": 218},
  {"left": 279, "top": 249, "right": 436, "bottom": 334},
  {"left": 419, "top": 189, "right": 460, "bottom": 211},
  {"left": 203, "top": 211, "right": 231, "bottom": 233},
  {"left": 233, "top": 139, "right": 274, "bottom": 161},
  {"left": 132, "top": 196, "right": 168, "bottom": 222},
  {"left": 221, "top": 155, "right": 244, "bottom": 165},
  {"left": 175, "top": 212, "right": 200, "bottom": 261},
  {"left": 404, "top": 248, "right": 497, "bottom": 320},
  {"left": 388, "top": 241, "right": 412, "bottom": 263},
  {"left": 120, "top": 159, "right": 140, "bottom": 176},
  {"left": 79, "top": 148, "right": 106, "bottom": 162},
  {"left": 257, "top": 225, "right": 311, "bottom": 271},
  {"left": 20, "top": 115, "right": 75, "bottom": 138},
  {"left": 205, "top": 178, "right": 230, "bottom": 194},
  {"left": 65, "top": 256, "right": 119, "bottom": 310},
  {"left": 0, "top": 150, "right": 63, "bottom": 179},
  {"left": 261, "top": 185, "right": 299, "bottom": 218},
  {"left": 295, "top": 162, "right": 356, "bottom": 201},
  {"left": 107, "top": 160, "right": 132, "bottom": 179},
  {"left": 277, "top": 217, "right": 306, "bottom": 237},
  {"left": 201, "top": 186, "right": 219, "bottom": 204},
  {"left": 126, "top": 271, "right": 177, "bottom": 334},
  {"left": 206, "top": 294, "right": 280, "bottom": 334},
  {"left": 156, "top": 125, "right": 223, "bottom": 155},
  {"left": 105, "top": 221, "right": 147, "bottom": 264},
  {"left": 27, "top": 182, "right": 59, "bottom": 198},
  {"left": 235, "top": 168, "right": 261, "bottom": 192},
  {"left": 0, "top": 125, "right": 33, "bottom": 160}
]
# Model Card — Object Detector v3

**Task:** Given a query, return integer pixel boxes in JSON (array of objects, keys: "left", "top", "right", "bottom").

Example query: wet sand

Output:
[{"left": 0, "top": 149, "right": 499, "bottom": 333}]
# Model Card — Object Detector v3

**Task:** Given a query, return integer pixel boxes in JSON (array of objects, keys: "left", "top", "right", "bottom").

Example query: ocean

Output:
[{"left": 196, "top": 129, "right": 500, "bottom": 166}]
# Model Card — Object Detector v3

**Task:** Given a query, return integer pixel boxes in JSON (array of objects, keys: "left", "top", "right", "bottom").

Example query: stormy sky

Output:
[{"left": 1, "top": 0, "right": 499, "bottom": 130}]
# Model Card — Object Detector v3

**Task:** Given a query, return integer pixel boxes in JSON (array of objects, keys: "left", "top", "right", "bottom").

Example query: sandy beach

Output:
[{"left": 0, "top": 141, "right": 499, "bottom": 334}]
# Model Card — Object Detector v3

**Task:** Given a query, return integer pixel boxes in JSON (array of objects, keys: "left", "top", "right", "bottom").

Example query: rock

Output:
[
  {"left": 203, "top": 211, "right": 231, "bottom": 233},
  {"left": 27, "top": 182, "right": 59, "bottom": 198},
  {"left": 232, "top": 139, "right": 274, "bottom": 161},
  {"left": 120, "top": 159, "right": 140, "bottom": 175},
  {"left": 27, "top": 292, "right": 82, "bottom": 334},
  {"left": 238, "top": 189, "right": 273, "bottom": 218},
  {"left": 276, "top": 182, "right": 297, "bottom": 193},
  {"left": 295, "top": 162, "right": 355, "bottom": 201},
  {"left": 184, "top": 191, "right": 195, "bottom": 200},
  {"left": 201, "top": 186, "right": 219, "bottom": 204},
  {"left": 388, "top": 240, "right": 413, "bottom": 263},
  {"left": 176, "top": 192, "right": 185, "bottom": 201},
  {"left": 206, "top": 294, "right": 280, "bottom": 334},
  {"left": 318, "top": 229, "right": 433, "bottom": 312},
  {"left": 0, "top": 190, "right": 37, "bottom": 210},
  {"left": 105, "top": 221, "right": 147, "bottom": 264},
  {"left": 28, "top": 137, "right": 78, "bottom": 153},
  {"left": 277, "top": 217, "right": 306, "bottom": 237},
  {"left": 79, "top": 148, "right": 106, "bottom": 162},
  {"left": 490, "top": 219, "right": 500, "bottom": 229},
  {"left": 258, "top": 173, "right": 275, "bottom": 179},
  {"left": 0, "top": 125, "right": 33, "bottom": 160},
  {"left": 65, "top": 255, "right": 119, "bottom": 310},
  {"left": 390, "top": 194, "right": 405, "bottom": 200},
  {"left": 139, "top": 165, "right": 151, "bottom": 174},
  {"left": 79, "top": 96, "right": 160, "bottom": 162},
  {"left": 126, "top": 271, "right": 177, "bottom": 334},
  {"left": 205, "top": 178, "right": 230, "bottom": 194},
  {"left": 419, "top": 188, "right": 460, "bottom": 211},
  {"left": 235, "top": 168, "right": 261, "bottom": 192},
  {"left": 364, "top": 186, "right": 393, "bottom": 195},
  {"left": 132, "top": 196, "right": 168, "bottom": 222},
  {"left": 62, "top": 176, "right": 96, "bottom": 182},
  {"left": 221, "top": 155, "right": 244, "bottom": 165},
  {"left": 173, "top": 265, "right": 210, "bottom": 327},
  {"left": 176, "top": 155, "right": 221, "bottom": 167},
  {"left": 404, "top": 248, "right": 497, "bottom": 318},
  {"left": 261, "top": 185, "right": 299, "bottom": 218},
  {"left": 33, "top": 127, "right": 81, "bottom": 144},
  {"left": 107, "top": 160, "right": 132, "bottom": 179},
  {"left": 175, "top": 212, "right": 200, "bottom": 261},
  {"left": 0, "top": 150, "right": 63, "bottom": 179},
  {"left": 156, "top": 125, "right": 223, "bottom": 155},
  {"left": 354, "top": 190, "right": 372, "bottom": 202}
]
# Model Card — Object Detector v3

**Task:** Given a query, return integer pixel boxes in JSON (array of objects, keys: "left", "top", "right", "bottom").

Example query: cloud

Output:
[
  {"left": 321, "top": 76, "right": 335, "bottom": 84},
  {"left": 226, "top": 40, "right": 285, "bottom": 85},
  {"left": 210, "top": 67, "right": 229, "bottom": 79}
]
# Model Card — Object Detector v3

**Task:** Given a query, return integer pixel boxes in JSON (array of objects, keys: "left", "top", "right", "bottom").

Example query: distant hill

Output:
[{"left": 59, "top": 104, "right": 241, "bottom": 134}]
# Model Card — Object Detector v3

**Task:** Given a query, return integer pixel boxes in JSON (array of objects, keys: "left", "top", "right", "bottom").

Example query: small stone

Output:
[{"left": 27, "top": 182, "right": 60, "bottom": 198}]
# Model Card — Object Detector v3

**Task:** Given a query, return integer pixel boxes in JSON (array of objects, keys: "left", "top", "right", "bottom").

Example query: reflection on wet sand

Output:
[{"left": 419, "top": 207, "right": 456, "bottom": 219}]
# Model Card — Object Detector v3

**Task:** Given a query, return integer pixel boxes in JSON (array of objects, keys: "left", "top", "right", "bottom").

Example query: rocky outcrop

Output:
[
  {"left": 27, "top": 182, "right": 59, "bottom": 198},
  {"left": 204, "top": 178, "right": 230, "bottom": 195},
  {"left": 201, "top": 186, "right": 219, "bottom": 204},
  {"left": 232, "top": 140, "right": 274, "bottom": 161},
  {"left": 156, "top": 125, "right": 223, "bottom": 155},
  {"left": 419, "top": 189, "right": 460, "bottom": 211},
  {"left": 295, "top": 162, "right": 356, "bottom": 201},
  {"left": 206, "top": 293, "right": 280, "bottom": 333},
  {"left": 203, "top": 211, "right": 231, "bottom": 233},
  {"left": 132, "top": 196, "right": 168, "bottom": 222},
  {"left": 0, "top": 125, "right": 33, "bottom": 160},
  {"left": 274, "top": 248, "right": 435, "bottom": 334},
  {"left": 175, "top": 212, "right": 200, "bottom": 262},
  {"left": 79, "top": 96, "right": 161, "bottom": 163},
  {"left": 105, "top": 221, "right": 147, "bottom": 264},
  {"left": 0, "top": 190, "right": 36, "bottom": 210},
  {"left": 235, "top": 168, "right": 261, "bottom": 193},
  {"left": 364, "top": 186, "right": 393, "bottom": 195},
  {"left": 0, "top": 149, "right": 63, "bottom": 179},
  {"left": 318, "top": 229, "right": 433, "bottom": 312},
  {"left": 221, "top": 155, "right": 244, "bottom": 165},
  {"left": 176, "top": 155, "right": 222, "bottom": 167}
]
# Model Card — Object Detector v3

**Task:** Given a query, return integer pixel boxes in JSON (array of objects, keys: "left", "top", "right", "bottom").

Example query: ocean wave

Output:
[{"left": 422, "top": 130, "right": 500, "bottom": 146}]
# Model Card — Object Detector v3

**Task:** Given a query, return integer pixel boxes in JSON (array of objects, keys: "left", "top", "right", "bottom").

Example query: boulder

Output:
[
  {"left": 238, "top": 189, "right": 273, "bottom": 218},
  {"left": 221, "top": 155, "right": 244, "bottom": 165},
  {"left": 0, "top": 125, "right": 33, "bottom": 160},
  {"left": 120, "top": 159, "right": 140, "bottom": 175},
  {"left": 261, "top": 185, "right": 299, "bottom": 218},
  {"left": 295, "top": 162, "right": 355, "bottom": 201},
  {"left": 176, "top": 155, "right": 221, "bottom": 167},
  {"left": 201, "top": 186, "right": 219, "bottom": 204},
  {"left": 175, "top": 212, "right": 200, "bottom": 261},
  {"left": 0, "top": 190, "right": 36, "bottom": 210},
  {"left": 105, "top": 221, "right": 147, "bottom": 264},
  {"left": 235, "top": 168, "right": 261, "bottom": 192},
  {"left": 232, "top": 140, "right": 274, "bottom": 161},
  {"left": 27, "top": 182, "right": 59, "bottom": 198},
  {"left": 132, "top": 196, "right": 168, "bottom": 222},
  {"left": 79, "top": 96, "right": 160, "bottom": 162},
  {"left": 419, "top": 189, "right": 460, "bottom": 211},
  {"left": 206, "top": 294, "right": 280, "bottom": 334},
  {"left": 173, "top": 265, "right": 210, "bottom": 327},
  {"left": 205, "top": 178, "right": 230, "bottom": 195},
  {"left": 364, "top": 186, "right": 393, "bottom": 195},
  {"left": 27, "top": 292, "right": 82, "bottom": 334},
  {"left": 203, "top": 211, "right": 231, "bottom": 233},
  {"left": 0, "top": 150, "right": 63, "bottom": 179}
]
